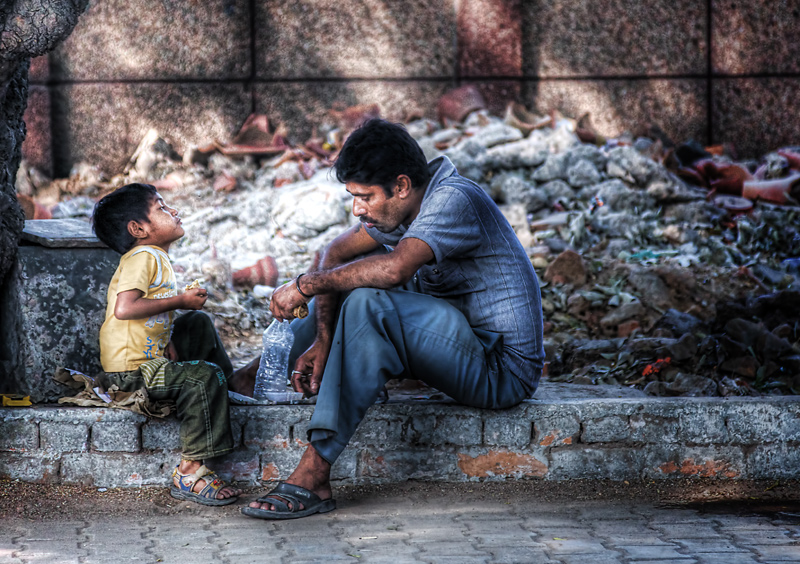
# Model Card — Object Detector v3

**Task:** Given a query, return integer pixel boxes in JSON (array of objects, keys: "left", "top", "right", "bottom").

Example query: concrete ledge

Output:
[{"left": 1, "top": 384, "right": 799, "bottom": 488}]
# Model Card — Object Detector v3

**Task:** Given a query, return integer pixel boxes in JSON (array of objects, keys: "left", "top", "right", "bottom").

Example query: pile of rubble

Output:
[{"left": 14, "top": 90, "right": 800, "bottom": 397}]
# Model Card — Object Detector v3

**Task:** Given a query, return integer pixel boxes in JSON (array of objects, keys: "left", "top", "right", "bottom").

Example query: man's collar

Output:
[{"left": 426, "top": 156, "right": 456, "bottom": 192}]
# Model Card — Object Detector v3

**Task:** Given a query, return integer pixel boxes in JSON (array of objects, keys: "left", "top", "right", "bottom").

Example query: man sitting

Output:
[{"left": 243, "top": 118, "right": 544, "bottom": 520}]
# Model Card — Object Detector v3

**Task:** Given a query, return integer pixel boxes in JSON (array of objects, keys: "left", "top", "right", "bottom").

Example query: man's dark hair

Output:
[
  {"left": 334, "top": 119, "right": 431, "bottom": 196},
  {"left": 92, "top": 183, "right": 158, "bottom": 254}
]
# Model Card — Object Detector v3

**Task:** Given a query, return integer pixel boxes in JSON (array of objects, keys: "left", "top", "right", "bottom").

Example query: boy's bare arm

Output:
[{"left": 114, "top": 288, "right": 207, "bottom": 320}]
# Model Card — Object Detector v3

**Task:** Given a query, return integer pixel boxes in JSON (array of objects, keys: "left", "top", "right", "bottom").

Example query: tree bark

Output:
[{"left": 0, "top": 0, "right": 90, "bottom": 281}]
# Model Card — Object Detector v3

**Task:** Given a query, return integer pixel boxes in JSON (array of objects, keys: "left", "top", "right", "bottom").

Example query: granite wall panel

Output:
[
  {"left": 51, "top": 83, "right": 252, "bottom": 176},
  {"left": 28, "top": 56, "right": 49, "bottom": 84},
  {"left": 50, "top": 0, "right": 252, "bottom": 80},
  {"left": 522, "top": 0, "right": 708, "bottom": 77},
  {"left": 529, "top": 79, "right": 708, "bottom": 143},
  {"left": 17, "top": 3, "right": 795, "bottom": 177},
  {"left": 255, "top": 81, "right": 451, "bottom": 143},
  {"left": 712, "top": 77, "right": 800, "bottom": 158},
  {"left": 473, "top": 80, "right": 524, "bottom": 117},
  {"left": 21, "top": 86, "right": 52, "bottom": 176},
  {"left": 713, "top": 0, "right": 800, "bottom": 74},
  {"left": 255, "top": 0, "right": 456, "bottom": 79},
  {"left": 458, "top": 0, "right": 522, "bottom": 77}
]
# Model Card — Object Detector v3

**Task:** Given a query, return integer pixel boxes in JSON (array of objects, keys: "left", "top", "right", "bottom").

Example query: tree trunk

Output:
[
  {"left": 1, "top": 1, "right": 89, "bottom": 380},
  {"left": 0, "top": 0, "right": 90, "bottom": 280},
  {"left": 0, "top": 60, "right": 28, "bottom": 282}
]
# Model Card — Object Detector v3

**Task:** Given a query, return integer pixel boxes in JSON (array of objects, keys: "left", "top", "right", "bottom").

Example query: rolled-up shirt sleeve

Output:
[{"left": 402, "top": 187, "right": 482, "bottom": 263}]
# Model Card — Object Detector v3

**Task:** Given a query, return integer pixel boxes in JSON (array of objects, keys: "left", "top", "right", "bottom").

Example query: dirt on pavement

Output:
[{"left": 3, "top": 478, "right": 800, "bottom": 521}]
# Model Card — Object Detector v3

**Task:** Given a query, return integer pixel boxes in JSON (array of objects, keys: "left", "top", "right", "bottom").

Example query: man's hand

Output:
[
  {"left": 290, "top": 339, "right": 331, "bottom": 397},
  {"left": 270, "top": 279, "right": 306, "bottom": 321},
  {"left": 180, "top": 287, "right": 208, "bottom": 310}
]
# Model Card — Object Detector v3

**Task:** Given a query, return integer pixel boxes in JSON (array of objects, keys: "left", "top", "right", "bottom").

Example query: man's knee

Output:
[{"left": 341, "top": 287, "right": 391, "bottom": 314}]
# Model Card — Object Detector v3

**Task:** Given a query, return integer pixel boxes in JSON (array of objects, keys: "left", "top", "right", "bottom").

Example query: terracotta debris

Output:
[
  {"left": 232, "top": 256, "right": 279, "bottom": 289},
  {"left": 14, "top": 95, "right": 800, "bottom": 397},
  {"left": 436, "top": 85, "right": 486, "bottom": 125}
]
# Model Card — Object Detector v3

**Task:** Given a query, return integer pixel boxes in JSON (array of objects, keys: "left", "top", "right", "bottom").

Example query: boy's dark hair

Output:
[
  {"left": 334, "top": 119, "right": 431, "bottom": 196},
  {"left": 92, "top": 183, "right": 158, "bottom": 254}
]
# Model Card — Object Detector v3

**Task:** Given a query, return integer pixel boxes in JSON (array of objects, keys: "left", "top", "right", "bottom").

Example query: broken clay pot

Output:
[
  {"left": 437, "top": 85, "right": 486, "bottom": 125},
  {"left": 232, "top": 255, "right": 279, "bottom": 288},
  {"left": 742, "top": 172, "right": 800, "bottom": 205}
]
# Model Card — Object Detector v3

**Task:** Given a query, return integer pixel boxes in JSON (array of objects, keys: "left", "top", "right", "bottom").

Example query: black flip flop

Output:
[{"left": 241, "top": 481, "right": 336, "bottom": 520}]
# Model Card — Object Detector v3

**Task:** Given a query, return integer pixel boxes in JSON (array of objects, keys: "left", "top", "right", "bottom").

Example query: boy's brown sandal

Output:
[{"left": 170, "top": 464, "right": 238, "bottom": 506}]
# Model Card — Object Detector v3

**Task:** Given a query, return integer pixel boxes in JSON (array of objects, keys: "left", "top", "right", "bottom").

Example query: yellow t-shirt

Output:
[{"left": 99, "top": 245, "right": 177, "bottom": 372}]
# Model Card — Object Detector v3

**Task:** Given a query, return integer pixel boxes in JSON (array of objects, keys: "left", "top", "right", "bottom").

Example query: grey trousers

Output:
[{"left": 288, "top": 288, "right": 530, "bottom": 464}]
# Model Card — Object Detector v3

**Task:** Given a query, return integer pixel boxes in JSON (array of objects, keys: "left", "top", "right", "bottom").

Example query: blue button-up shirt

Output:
[{"left": 365, "top": 156, "right": 545, "bottom": 393}]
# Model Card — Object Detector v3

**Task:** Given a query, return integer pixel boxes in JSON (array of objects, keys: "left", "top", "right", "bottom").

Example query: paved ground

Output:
[{"left": 2, "top": 481, "right": 799, "bottom": 563}]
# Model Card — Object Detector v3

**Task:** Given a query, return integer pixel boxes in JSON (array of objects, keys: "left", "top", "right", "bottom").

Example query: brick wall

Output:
[
  {"left": 20, "top": 1, "right": 800, "bottom": 177},
  {"left": 2, "top": 397, "right": 799, "bottom": 487}
]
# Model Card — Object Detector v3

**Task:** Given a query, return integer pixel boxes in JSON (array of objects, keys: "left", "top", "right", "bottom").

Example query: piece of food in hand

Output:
[
  {"left": 184, "top": 279, "right": 202, "bottom": 291},
  {"left": 293, "top": 303, "right": 309, "bottom": 319}
]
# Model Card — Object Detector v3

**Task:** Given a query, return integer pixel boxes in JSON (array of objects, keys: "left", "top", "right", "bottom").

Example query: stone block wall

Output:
[
  {"left": 20, "top": 1, "right": 799, "bottom": 176},
  {"left": 0, "top": 245, "right": 118, "bottom": 402},
  {"left": 2, "top": 397, "right": 799, "bottom": 487}
]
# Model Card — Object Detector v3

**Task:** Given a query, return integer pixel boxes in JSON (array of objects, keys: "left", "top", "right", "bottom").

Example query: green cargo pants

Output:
[{"left": 98, "top": 311, "right": 234, "bottom": 461}]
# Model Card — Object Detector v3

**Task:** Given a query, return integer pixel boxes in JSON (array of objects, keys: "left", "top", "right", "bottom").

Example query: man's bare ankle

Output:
[{"left": 229, "top": 358, "right": 258, "bottom": 396}]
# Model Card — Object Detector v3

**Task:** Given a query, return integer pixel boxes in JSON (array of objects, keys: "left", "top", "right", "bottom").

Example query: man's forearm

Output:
[
  {"left": 306, "top": 259, "right": 339, "bottom": 343},
  {"left": 304, "top": 223, "right": 395, "bottom": 340},
  {"left": 287, "top": 227, "right": 433, "bottom": 336},
  {"left": 303, "top": 253, "right": 407, "bottom": 298},
  {"left": 307, "top": 247, "right": 398, "bottom": 342}
]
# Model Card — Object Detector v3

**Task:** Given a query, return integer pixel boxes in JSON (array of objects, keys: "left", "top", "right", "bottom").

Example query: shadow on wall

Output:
[
  {"left": 253, "top": 0, "right": 459, "bottom": 141},
  {"left": 33, "top": 0, "right": 779, "bottom": 176},
  {"left": 521, "top": 0, "right": 709, "bottom": 145}
]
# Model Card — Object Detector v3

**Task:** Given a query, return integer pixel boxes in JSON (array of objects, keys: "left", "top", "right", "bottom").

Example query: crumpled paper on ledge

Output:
[{"left": 54, "top": 367, "right": 174, "bottom": 418}]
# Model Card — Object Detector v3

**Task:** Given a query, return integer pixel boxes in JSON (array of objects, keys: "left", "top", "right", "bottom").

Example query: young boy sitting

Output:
[{"left": 92, "top": 182, "right": 243, "bottom": 506}]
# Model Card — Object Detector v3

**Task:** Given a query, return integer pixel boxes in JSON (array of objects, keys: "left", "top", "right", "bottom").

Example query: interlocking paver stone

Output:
[
  {"left": 627, "top": 560, "right": 698, "bottom": 564},
  {"left": 675, "top": 537, "right": 752, "bottom": 552},
  {"left": 746, "top": 544, "right": 800, "bottom": 560},
  {"left": 542, "top": 537, "right": 615, "bottom": 553},
  {"left": 652, "top": 523, "right": 725, "bottom": 538},
  {"left": 536, "top": 526, "right": 597, "bottom": 539},
  {"left": 695, "top": 554, "right": 761, "bottom": 564},
  {"left": 557, "top": 554, "right": 628, "bottom": 564},
  {"left": 419, "top": 558, "right": 490, "bottom": 564},
  {"left": 599, "top": 533, "right": 677, "bottom": 545},
  {"left": 732, "top": 530, "right": 797, "bottom": 544},
  {"left": 617, "top": 544, "right": 692, "bottom": 559}
]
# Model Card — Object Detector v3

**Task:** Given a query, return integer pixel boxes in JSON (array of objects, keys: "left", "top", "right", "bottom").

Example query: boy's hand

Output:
[{"left": 181, "top": 287, "right": 208, "bottom": 310}]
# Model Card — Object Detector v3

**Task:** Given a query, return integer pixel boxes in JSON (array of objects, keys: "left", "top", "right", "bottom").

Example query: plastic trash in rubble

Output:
[
  {"left": 1, "top": 394, "right": 31, "bottom": 407},
  {"left": 253, "top": 304, "right": 308, "bottom": 404}
]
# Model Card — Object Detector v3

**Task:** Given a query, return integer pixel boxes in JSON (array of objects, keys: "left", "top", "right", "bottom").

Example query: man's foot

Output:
[
  {"left": 248, "top": 446, "right": 331, "bottom": 513},
  {"left": 172, "top": 460, "right": 241, "bottom": 503},
  {"left": 228, "top": 357, "right": 258, "bottom": 397}
]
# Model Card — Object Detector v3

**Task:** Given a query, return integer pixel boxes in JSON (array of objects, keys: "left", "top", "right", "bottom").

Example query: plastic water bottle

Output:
[{"left": 253, "top": 319, "right": 304, "bottom": 403}]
